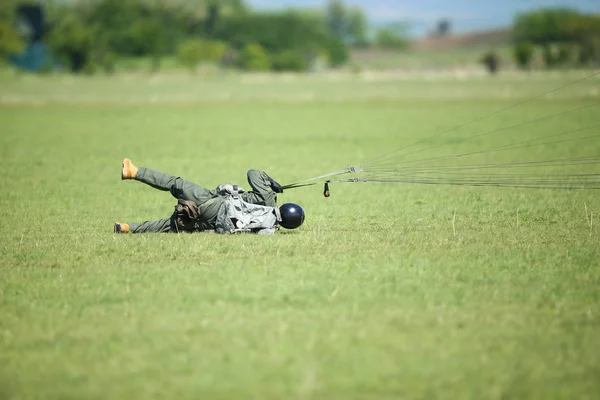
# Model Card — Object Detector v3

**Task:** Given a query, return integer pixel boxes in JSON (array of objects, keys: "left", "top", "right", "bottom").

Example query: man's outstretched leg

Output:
[
  {"left": 121, "top": 158, "right": 215, "bottom": 204},
  {"left": 114, "top": 216, "right": 174, "bottom": 234}
]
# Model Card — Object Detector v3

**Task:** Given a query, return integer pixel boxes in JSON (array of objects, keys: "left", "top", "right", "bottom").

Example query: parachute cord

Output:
[
  {"left": 279, "top": 72, "right": 600, "bottom": 194},
  {"left": 362, "top": 70, "right": 600, "bottom": 167},
  {"left": 281, "top": 166, "right": 362, "bottom": 190}
]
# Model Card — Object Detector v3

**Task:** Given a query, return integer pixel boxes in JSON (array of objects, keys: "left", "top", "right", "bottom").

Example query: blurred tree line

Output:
[
  {"left": 0, "top": 0, "right": 382, "bottom": 73},
  {"left": 511, "top": 8, "right": 600, "bottom": 69},
  {"left": 2, "top": 1, "right": 599, "bottom": 74}
]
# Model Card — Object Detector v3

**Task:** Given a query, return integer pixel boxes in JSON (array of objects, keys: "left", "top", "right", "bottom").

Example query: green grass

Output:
[
  {"left": 1, "top": 71, "right": 599, "bottom": 399},
  {"left": 351, "top": 45, "right": 514, "bottom": 71}
]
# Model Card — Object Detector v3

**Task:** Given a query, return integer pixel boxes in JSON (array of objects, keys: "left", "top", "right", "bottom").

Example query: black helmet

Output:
[{"left": 279, "top": 203, "right": 305, "bottom": 229}]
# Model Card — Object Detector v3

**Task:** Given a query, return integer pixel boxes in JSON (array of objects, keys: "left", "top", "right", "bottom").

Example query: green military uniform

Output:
[{"left": 128, "top": 168, "right": 278, "bottom": 233}]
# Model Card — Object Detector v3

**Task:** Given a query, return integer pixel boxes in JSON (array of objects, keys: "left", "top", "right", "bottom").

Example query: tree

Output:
[
  {"left": 375, "top": 23, "right": 408, "bottom": 49},
  {"left": 323, "top": 35, "right": 348, "bottom": 66},
  {"left": 0, "top": 0, "right": 25, "bottom": 61},
  {"left": 481, "top": 50, "right": 499, "bottom": 75},
  {"left": 555, "top": 43, "right": 572, "bottom": 66},
  {"left": 204, "top": 1, "right": 220, "bottom": 38},
  {"left": 325, "top": 0, "right": 367, "bottom": 46},
  {"left": 542, "top": 45, "right": 558, "bottom": 67},
  {"left": 513, "top": 42, "right": 535, "bottom": 69},
  {"left": 47, "top": 13, "right": 94, "bottom": 72},
  {"left": 513, "top": 8, "right": 585, "bottom": 45},
  {"left": 217, "top": 10, "right": 347, "bottom": 67},
  {"left": 239, "top": 42, "right": 270, "bottom": 70},
  {"left": 7, "top": 0, "right": 355, "bottom": 73},
  {"left": 127, "top": 18, "right": 167, "bottom": 70},
  {"left": 579, "top": 37, "right": 600, "bottom": 65},
  {"left": 346, "top": 7, "right": 368, "bottom": 46},
  {"left": 271, "top": 49, "right": 307, "bottom": 72},
  {"left": 0, "top": 20, "right": 23, "bottom": 59},
  {"left": 326, "top": 0, "right": 346, "bottom": 41},
  {"left": 205, "top": 40, "right": 227, "bottom": 62},
  {"left": 177, "top": 39, "right": 226, "bottom": 72},
  {"left": 512, "top": 8, "right": 600, "bottom": 68},
  {"left": 177, "top": 40, "right": 204, "bottom": 72},
  {"left": 0, "top": 0, "right": 21, "bottom": 21},
  {"left": 82, "top": 0, "right": 135, "bottom": 56}
]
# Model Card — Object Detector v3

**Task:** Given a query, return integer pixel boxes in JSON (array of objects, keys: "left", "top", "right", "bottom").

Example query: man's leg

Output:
[
  {"left": 119, "top": 216, "right": 174, "bottom": 234},
  {"left": 122, "top": 158, "right": 216, "bottom": 204},
  {"left": 241, "top": 169, "right": 278, "bottom": 207}
]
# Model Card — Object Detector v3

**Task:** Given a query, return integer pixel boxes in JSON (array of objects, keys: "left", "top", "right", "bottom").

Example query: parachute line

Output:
[
  {"left": 282, "top": 71, "right": 600, "bottom": 192},
  {"left": 361, "top": 70, "right": 600, "bottom": 167}
]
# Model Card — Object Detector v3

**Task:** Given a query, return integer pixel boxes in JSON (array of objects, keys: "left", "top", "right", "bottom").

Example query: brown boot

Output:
[
  {"left": 114, "top": 222, "right": 130, "bottom": 233},
  {"left": 121, "top": 158, "right": 139, "bottom": 180}
]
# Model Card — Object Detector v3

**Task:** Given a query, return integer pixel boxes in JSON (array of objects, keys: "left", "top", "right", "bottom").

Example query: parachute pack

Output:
[{"left": 214, "top": 184, "right": 282, "bottom": 235}]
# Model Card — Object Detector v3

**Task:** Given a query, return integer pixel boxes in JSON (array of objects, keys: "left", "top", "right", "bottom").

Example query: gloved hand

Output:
[{"left": 269, "top": 177, "right": 284, "bottom": 193}]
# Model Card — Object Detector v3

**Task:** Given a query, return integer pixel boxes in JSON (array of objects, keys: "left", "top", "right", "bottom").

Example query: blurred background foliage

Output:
[
  {"left": 0, "top": 0, "right": 598, "bottom": 74},
  {"left": 512, "top": 8, "right": 600, "bottom": 69}
]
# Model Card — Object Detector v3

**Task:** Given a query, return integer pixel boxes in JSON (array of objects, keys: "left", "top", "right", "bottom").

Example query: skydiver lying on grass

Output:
[{"left": 114, "top": 158, "right": 304, "bottom": 235}]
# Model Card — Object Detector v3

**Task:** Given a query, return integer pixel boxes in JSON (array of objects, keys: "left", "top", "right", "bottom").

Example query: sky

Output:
[{"left": 248, "top": 0, "right": 600, "bottom": 37}]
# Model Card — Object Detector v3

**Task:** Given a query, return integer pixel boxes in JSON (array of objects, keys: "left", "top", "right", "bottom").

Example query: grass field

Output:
[
  {"left": 1, "top": 70, "right": 599, "bottom": 399},
  {"left": 350, "top": 45, "right": 513, "bottom": 71}
]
